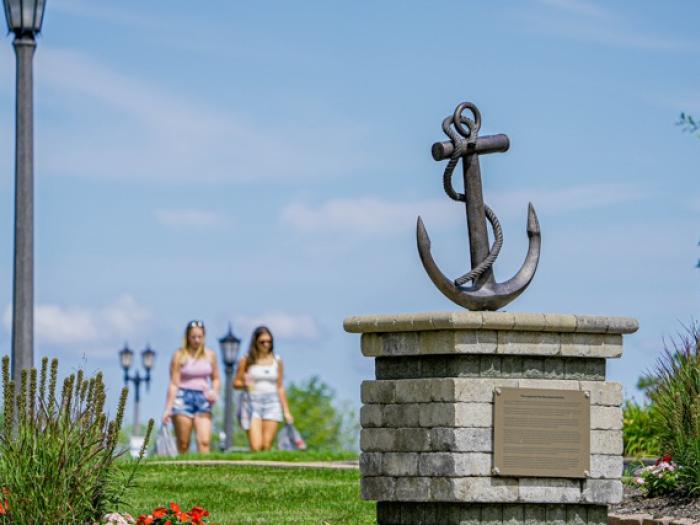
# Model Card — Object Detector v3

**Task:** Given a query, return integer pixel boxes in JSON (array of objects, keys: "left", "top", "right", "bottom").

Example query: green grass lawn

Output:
[{"left": 121, "top": 463, "right": 375, "bottom": 525}]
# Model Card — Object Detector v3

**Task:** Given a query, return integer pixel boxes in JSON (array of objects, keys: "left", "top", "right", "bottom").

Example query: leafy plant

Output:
[
  {"left": 631, "top": 455, "right": 681, "bottom": 497},
  {"left": 622, "top": 399, "right": 661, "bottom": 457},
  {"left": 285, "top": 376, "right": 359, "bottom": 451},
  {"left": 649, "top": 325, "right": 700, "bottom": 494},
  {"left": 0, "top": 356, "right": 154, "bottom": 524}
]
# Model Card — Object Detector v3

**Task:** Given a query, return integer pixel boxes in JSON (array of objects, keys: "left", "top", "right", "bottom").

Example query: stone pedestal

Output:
[{"left": 344, "top": 312, "right": 638, "bottom": 525}]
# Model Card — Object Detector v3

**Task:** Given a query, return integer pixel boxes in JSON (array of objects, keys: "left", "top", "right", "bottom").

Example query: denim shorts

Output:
[
  {"left": 171, "top": 388, "right": 211, "bottom": 418},
  {"left": 240, "top": 392, "right": 282, "bottom": 430}
]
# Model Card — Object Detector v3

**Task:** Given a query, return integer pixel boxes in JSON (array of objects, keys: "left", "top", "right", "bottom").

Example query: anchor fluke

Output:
[{"left": 416, "top": 102, "right": 541, "bottom": 311}]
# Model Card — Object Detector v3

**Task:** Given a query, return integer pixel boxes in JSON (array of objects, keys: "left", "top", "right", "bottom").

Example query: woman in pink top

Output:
[{"left": 162, "top": 320, "right": 221, "bottom": 454}]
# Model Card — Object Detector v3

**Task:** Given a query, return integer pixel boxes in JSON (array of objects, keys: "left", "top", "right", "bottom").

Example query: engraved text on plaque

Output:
[{"left": 493, "top": 388, "right": 590, "bottom": 478}]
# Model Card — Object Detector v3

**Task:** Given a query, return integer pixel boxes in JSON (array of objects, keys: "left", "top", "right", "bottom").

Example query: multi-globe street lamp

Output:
[
  {"left": 3, "top": 0, "right": 47, "bottom": 385},
  {"left": 219, "top": 324, "right": 241, "bottom": 451},
  {"left": 119, "top": 343, "right": 156, "bottom": 437}
]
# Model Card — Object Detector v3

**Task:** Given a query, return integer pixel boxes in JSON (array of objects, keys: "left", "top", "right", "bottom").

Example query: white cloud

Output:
[
  {"left": 233, "top": 312, "right": 321, "bottom": 342},
  {"left": 281, "top": 183, "right": 646, "bottom": 236},
  {"left": 154, "top": 209, "right": 229, "bottom": 230},
  {"left": 2, "top": 295, "right": 151, "bottom": 351},
  {"left": 36, "top": 48, "right": 371, "bottom": 183},
  {"left": 281, "top": 197, "right": 453, "bottom": 236}
]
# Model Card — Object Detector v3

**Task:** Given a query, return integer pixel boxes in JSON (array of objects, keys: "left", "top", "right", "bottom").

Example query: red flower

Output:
[
  {"left": 152, "top": 507, "right": 168, "bottom": 519},
  {"left": 656, "top": 454, "right": 673, "bottom": 465},
  {"left": 136, "top": 516, "right": 154, "bottom": 525},
  {"left": 169, "top": 501, "right": 181, "bottom": 513},
  {"left": 191, "top": 506, "right": 209, "bottom": 522},
  {"left": 0, "top": 500, "right": 5, "bottom": 515}
]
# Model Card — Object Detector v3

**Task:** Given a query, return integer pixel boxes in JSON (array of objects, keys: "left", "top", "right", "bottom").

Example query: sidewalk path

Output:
[{"left": 149, "top": 459, "right": 360, "bottom": 470}]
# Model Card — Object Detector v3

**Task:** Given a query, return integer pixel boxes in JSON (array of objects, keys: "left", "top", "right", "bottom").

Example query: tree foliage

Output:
[{"left": 286, "top": 376, "right": 359, "bottom": 451}]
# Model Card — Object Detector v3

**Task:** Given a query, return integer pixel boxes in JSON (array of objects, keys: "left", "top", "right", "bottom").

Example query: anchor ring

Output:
[{"left": 452, "top": 102, "right": 481, "bottom": 139}]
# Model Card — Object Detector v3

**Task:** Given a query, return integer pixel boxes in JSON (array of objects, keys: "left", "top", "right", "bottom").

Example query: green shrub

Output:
[
  {"left": 0, "top": 356, "right": 154, "bottom": 524},
  {"left": 286, "top": 376, "right": 359, "bottom": 451},
  {"left": 629, "top": 457, "right": 681, "bottom": 497},
  {"left": 622, "top": 399, "right": 661, "bottom": 457},
  {"left": 649, "top": 325, "right": 700, "bottom": 495}
]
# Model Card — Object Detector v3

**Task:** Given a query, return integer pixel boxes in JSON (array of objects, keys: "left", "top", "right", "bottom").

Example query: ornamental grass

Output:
[
  {"left": 650, "top": 325, "right": 700, "bottom": 495},
  {"left": 0, "top": 356, "right": 154, "bottom": 524}
]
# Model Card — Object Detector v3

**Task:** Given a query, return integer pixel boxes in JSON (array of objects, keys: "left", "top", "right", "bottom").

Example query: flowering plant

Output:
[
  {"left": 633, "top": 454, "right": 681, "bottom": 497},
  {"left": 136, "top": 502, "right": 214, "bottom": 525},
  {"left": 97, "top": 513, "right": 136, "bottom": 525}
]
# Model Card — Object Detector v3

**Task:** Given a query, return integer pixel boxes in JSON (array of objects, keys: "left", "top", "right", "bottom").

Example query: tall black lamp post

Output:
[
  {"left": 3, "top": 0, "right": 47, "bottom": 386},
  {"left": 219, "top": 324, "right": 241, "bottom": 450},
  {"left": 119, "top": 344, "right": 156, "bottom": 437}
]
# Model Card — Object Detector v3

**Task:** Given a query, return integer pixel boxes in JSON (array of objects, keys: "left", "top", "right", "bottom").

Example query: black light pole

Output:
[
  {"left": 219, "top": 324, "right": 241, "bottom": 451},
  {"left": 119, "top": 344, "right": 156, "bottom": 437},
  {"left": 3, "top": 0, "right": 47, "bottom": 386}
]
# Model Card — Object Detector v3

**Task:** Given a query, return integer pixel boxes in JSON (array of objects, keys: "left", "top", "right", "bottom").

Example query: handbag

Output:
[
  {"left": 237, "top": 391, "right": 251, "bottom": 430},
  {"left": 154, "top": 424, "right": 178, "bottom": 457},
  {"left": 277, "top": 423, "right": 307, "bottom": 451}
]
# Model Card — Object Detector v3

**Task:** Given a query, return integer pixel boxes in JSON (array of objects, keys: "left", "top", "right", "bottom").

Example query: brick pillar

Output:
[{"left": 344, "top": 311, "right": 637, "bottom": 525}]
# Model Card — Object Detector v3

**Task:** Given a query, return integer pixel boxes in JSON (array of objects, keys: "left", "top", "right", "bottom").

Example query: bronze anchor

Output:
[{"left": 416, "top": 102, "right": 541, "bottom": 311}]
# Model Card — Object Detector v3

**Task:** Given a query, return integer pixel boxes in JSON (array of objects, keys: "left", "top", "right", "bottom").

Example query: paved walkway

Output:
[{"left": 150, "top": 459, "right": 360, "bottom": 470}]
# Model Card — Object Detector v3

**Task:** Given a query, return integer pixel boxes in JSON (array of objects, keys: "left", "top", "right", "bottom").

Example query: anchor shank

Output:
[{"left": 462, "top": 152, "right": 494, "bottom": 287}]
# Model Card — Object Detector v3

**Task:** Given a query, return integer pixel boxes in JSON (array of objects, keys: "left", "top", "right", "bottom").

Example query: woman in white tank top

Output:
[{"left": 234, "top": 326, "right": 294, "bottom": 451}]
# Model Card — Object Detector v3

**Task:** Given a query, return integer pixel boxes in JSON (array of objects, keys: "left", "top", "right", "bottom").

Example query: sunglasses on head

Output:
[{"left": 188, "top": 320, "right": 205, "bottom": 328}]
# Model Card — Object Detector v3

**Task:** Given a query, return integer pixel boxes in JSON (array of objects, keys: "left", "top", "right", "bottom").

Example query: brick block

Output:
[
  {"left": 587, "top": 506, "right": 608, "bottom": 525},
  {"left": 590, "top": 430, "right": 623, "bottom": 455},
  {"left": 545, "top": 504, "right": 567, "bottom": 525},
  {"left": 418, "top": 452, "right": 491, "bottom": 476},
  {"left": 395, "top": 427, "right": 432, "bottom": 451},
  {"left": 383, "top": 403, "right": 421, "bottom": 427},
  {"left": 590, "top": 454, "right": 623, "bottom": 479},
  {"left": 503, "top": 504, "right": 524, "bottom": 525},
  {"left": 582, "top": 479, "right": 623, "bottom": 504},
  {"left": 618, "top": 515, "right": 653, "bottom": 525},
  {"left": 430, "top": 427, "right": 493, "bottom": 452},
  {"left": 454, "top": 403, "right": 493, "bottom": 427},
  {"left": 360, "top": 428, "right": 395, "bottom": 451},
  {"left": 524, "top": 504, "right": 546, "bottom": 525},
  {"left": 420, "top": 403, "right": 456, "bottom": 427},
  {"left": 560, "top": 333, "right": 622, "bottom": 358},
  {"left": 518, "top": 478, "right": 581, "bottom": 503},
  {"left": 446, "top": 355, "right": 481, "bottom": 377},
  {"left": 566, "top": 505, "right": 588, "bottom": 525},
  {"left": 361, "top": 476, "right": 395, "bottom": 500},
  {"left": 383, "top": 452, "right": 418, "bottom": 476},
  {"left": 360, "top": 404, "right": 383, "bottom": 428},
  {"left": 544, "top": 358, "right": 565, "bottom": 379},
  {"left": 591, "top": 406, "right": 623, "bottom": 430},
  {"left": 359, "top": 452, "right": 383, "bottom": 476},
  {"left": 395, "top": 476, "right": 431, "bottom": 501},
  {"left": 395, "top": 378, "right": 433, "bottom": 402},
  {"left": 361, "top": 380, "right": 395, "bottom": 404},
  {"left": 580, "top": 381, "right": 623, "bottom": 406},
  {"left": 498, "top": 331, "right": 561, "bottom": 356}
]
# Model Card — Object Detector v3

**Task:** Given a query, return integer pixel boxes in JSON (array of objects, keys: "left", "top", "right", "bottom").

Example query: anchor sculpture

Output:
[{"left": 417, "top": 102, "right": 541, "bottom": 311}]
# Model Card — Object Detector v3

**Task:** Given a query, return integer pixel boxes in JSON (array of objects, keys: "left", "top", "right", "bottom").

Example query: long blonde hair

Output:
[{"left": 175, "top": 320, "right": 207, "bottom": 365}]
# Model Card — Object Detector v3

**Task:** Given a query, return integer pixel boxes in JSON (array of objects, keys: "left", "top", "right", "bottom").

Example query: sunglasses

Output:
[{"left": 188, "top": 320, "right": 205, "bottom": 329}]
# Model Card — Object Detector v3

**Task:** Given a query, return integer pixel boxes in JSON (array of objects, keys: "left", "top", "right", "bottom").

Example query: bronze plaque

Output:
[{"left": 493, "top": 387, "right": 590, "bottom": 478}]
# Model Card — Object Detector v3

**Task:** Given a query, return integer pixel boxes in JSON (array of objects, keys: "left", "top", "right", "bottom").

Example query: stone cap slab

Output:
[{"left": 344, "top": 311, "right": 638, "bottom": 335}]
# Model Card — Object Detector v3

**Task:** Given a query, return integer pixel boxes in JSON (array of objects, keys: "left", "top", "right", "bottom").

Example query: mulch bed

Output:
[{"left": 609, "top": 485, "right": 700, "bottom": 520}]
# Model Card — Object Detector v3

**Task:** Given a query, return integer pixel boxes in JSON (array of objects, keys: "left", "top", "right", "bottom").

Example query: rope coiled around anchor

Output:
[{"left": 441, "top": 114, "right": 503, "bottom": 286}]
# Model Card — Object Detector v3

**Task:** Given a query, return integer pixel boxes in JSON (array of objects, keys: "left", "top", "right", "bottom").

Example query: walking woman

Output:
[
  {"left": 234, "top": 326, "right": 294, "bottom": 451},
  {"left": 162, "top": 320, "right": 221, "bottom": 454}
]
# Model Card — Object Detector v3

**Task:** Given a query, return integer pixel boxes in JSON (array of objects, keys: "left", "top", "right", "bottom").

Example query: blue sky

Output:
[{"left": 0, "top": 0, "right": 698, "bottom": 427}]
